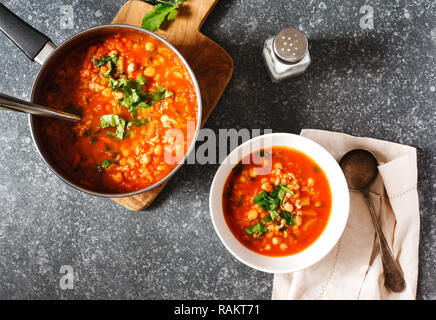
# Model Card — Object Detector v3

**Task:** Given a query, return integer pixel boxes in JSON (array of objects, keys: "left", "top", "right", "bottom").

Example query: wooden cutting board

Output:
[{"left": 111, "top": 0, "right": 233, "bottom": 210}]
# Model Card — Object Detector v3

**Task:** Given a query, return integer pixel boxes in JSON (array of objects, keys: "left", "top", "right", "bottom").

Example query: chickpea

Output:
[
  {"left": 145, "top": 42, "right": 155, "bottom": 52},
  {"left": 127, "top": 63, "right": 137, "bottom": 73},
  {"left": 111, "top": 172, "right": 123, "bottom": 183},
  {"left": 152, "top": 59, "right": 161, "bottom": 67},
  {"left": 121, "top": 148, "right": 129, "bottom": 157},
  {"left": 173, "top": 71, "right": 183, "bottom": 79},
  {"left": 264, "top": 244, "right": 271, "bottom": 251},
  {"left": 308, "top": 177, "right": 315, "bottom": 186},
  {"left": 272, "top": 237, "right": 280, "bottom": 245},
  {"left": 140, "top": 154, "right": 151, "bottom": 165},
  {"left": 113, "top": 91, "right": 124, "bottom": 100},
  {"left": 102, "top": 88, "right": 112, "bottom": 97},
  {"left": 274, "top": 162, "right": 283, "bottom": 170},
  {"left": 144, "top": 66, "right": 156, "bottom": 77},
  {"left": 127, "top": 157, "right": 136, "bottom": 168},
  {"left": 261, "top": 182, "right": 273, "bottom": 193},
  {"left": 283, "top": 202, "right": 293, "bottom": 213},
  {"left": 280, "top": 243, "right": 288, "bottom": 251},
  {"left": 247, "top": 209, "right": 258, "bottom": 220},
  {"left": 295, "top": 215, "right": 303, "bottom": 226}
]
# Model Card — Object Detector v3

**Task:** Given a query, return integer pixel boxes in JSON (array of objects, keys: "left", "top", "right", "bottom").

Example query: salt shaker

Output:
[{"left": 262, "top": 28, "right": 311, "bottom": 82}]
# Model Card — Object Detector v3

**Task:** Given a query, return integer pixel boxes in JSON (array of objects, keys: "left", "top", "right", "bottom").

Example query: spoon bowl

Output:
[{"left": 339, "top": 149, "right": 378, "bottom": 191}]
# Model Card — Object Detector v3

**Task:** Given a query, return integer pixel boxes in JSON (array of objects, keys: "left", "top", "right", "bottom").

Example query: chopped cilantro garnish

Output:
[
  {"left": 101, "top": 160, "right": 112, "bottom": 169},
  {"left": 244, "top": 222, "right": 268, "bottom": 236},
  {"left": 99, "top": 114, "right": 151, "bottom": 140},
  {"left": 92, "top": 54, "right": 173, "bottom": 118},
  {"left": 252, "top": 184, "right": 297, "bottom": 227},
  {"left": 127, "top": 117, "right": 151, "bottom": 128},
  {"left": 100, "top": 114, "right": 126, "bottom": 140}
]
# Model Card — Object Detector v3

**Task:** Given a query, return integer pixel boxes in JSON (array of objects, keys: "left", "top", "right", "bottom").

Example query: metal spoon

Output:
[
  {"left": 0, "top": 92, "right": 80, "bottom": 122},
  {"left": 339, "top": 149, "right": 406, "bottom": 292}
]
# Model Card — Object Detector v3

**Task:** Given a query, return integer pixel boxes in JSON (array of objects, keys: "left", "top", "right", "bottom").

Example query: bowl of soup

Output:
[{"left": 209, "top": 133, "right": 349, "bottom": 273}]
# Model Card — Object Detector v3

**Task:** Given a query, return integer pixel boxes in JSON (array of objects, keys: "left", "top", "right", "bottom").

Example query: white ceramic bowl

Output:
[{"left": 209, "top": 133, "right": 350, "bottom": 273}]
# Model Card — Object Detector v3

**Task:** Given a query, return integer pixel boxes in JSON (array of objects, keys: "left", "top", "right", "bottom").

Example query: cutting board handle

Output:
[{"left": 177, "top": 0, "right": 220, "bottom": 31}]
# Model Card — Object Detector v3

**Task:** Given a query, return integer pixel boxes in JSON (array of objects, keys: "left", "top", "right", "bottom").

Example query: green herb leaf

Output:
[
  {"left": 282, "top": 211, "right": 295, "bottom": 226},
  {"left": 150, "top": 85, "right": 173, "bottom": 105},
  {"left": 101, "top": 160, "right": 112, "bottom": 169},
  {"left": 263, "top": 215, "right": 272, "bottom": 223},
  {"left": 92, "top": 54, "right": 118, "bottom": 68},
  {"left": 141, "top": 0, "right": 186, "bottom": 31},
  {"left": 253, "top": 191, "right": 268, "bottom": 204},
  {"left": 244, "top": 222, "right": 268, "bottom": 236},
  {"left": 100, "top": 114, "right": 126, "bottom": 140},
  {"left": 127, "top": 117, "right": 151, "bottom": 128},
  {"left": 269, "top": 209, "right": 281, "bottom": 221},
  {"left": 137, "top": 74, "right": 147, "bottom": 85},
  {"left": 280, "top": 184, "right": 295, "bottom": 196}
]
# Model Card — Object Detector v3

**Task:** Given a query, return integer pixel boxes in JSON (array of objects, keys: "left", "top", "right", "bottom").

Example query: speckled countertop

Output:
[{"left": 0, "top": 0, "right": 434, "bottom": 299}]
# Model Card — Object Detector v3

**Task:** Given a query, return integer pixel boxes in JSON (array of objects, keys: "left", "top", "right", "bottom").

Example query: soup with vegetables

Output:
[
  {"left": 222, "top": 147, "right": 332, "bottom": 257},
  {"left": 38, "top": 31, "right": 198, "bottom": 193}
]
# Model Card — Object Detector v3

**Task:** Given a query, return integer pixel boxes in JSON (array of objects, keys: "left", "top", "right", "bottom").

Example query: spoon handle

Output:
[
  {"left": 364, "top": 195, "right": 406, "bottom": 292},
  {"left": 0, "top": 92, "right": 80, "bottom": 122}
]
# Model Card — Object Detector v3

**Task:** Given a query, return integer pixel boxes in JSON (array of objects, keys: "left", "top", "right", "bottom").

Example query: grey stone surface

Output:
[{"left": 0, "top": 0, "right": 434, "bottom": 299}]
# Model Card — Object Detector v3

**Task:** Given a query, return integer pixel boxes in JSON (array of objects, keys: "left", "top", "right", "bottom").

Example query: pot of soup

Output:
[{"left": 0, "top": 3, "right": 202, "bottom": 197}]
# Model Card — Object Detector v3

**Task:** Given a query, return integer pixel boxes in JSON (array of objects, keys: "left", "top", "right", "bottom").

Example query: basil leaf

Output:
[{"left": 244, "top": 222, "right": 268, "bottom": 236}]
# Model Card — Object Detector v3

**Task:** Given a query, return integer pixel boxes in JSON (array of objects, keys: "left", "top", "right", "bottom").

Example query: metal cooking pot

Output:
[{"left": 0, "top": 3, "right": 202, "bottom": 198}]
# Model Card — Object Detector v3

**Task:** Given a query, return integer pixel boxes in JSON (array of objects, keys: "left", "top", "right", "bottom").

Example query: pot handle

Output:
[{"left": 0, "top": 3, "right": 53, "bottom": 62}]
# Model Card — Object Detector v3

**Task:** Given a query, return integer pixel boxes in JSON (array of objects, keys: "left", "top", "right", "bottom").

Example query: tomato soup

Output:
[
  {"left": 222, "top": 147, "right": 332, "bottom": 257},
  {"left": 38, "top": 31, "right": 198, "bottom": 193}
]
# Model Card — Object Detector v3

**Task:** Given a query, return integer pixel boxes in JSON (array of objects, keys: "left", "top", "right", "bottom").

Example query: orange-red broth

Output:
[
  {"left": 222, "top": 147, "right": 332, "bottom": 257},
  {"left": 38, "top": 31, "right": 198, "bottom": 193}
]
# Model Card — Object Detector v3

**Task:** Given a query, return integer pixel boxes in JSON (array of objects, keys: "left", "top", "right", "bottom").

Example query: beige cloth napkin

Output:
[{"left": 272, "top": 129, "right": 420, "bottom": 300}]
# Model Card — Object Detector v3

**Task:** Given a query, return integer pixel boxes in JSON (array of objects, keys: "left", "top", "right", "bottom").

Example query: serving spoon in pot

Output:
[
  {"left": 0, "top": 92, "right": 80, "bottom": 122},
  {"left": 339, "top": 149, "right": 406, "bottom": 292}
]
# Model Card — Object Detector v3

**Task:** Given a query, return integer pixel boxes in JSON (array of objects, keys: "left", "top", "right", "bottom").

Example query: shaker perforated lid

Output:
[{"left": 273, "top": 28, "right": 308, "bottom": 64}]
